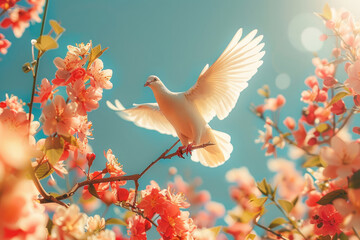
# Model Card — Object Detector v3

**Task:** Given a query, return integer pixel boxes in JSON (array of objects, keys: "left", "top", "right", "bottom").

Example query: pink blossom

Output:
[
  {"left": 312, "top": 58, "right": 335, "bottom": 80},
  {"left": 283, "top": 116, "right": 296, "bottom": 130},
  {"left": 301, "top": 84, "right": 327, "bottom": 104},
  {"left": 268, "top": 159, "right": 305, "bottom": 200},
  {"left": 0, "top": 0, "right": 44, "bottom": 38},
  {"left": 52, "top": 53, "right": 87, "bottom": 85},
  {"left": 51, "top": 204, "right": 87, "bottom": 239},
  {"left": 89, "top": 58, "right": 113, "bottom": 89},
  {"left": 320, "top": 136, "right": 360, "bottom": 178},
  {"left": 264, "top": 94, "right": 285, "bottom": 111},
  {"left": 4, "top": 93, "right": 24, "bottom": 112},
  {"left": 34, "top": 78, "right": 55, "bottom": 107},
  {"left": 41, "top": 95, "right": 80, "bottom": 136},
  {"left": 0, "top": 33, "right": 11, "bottom": 54},
  {"left": 225, "top": 222, "right": 253, "bottom": 240},
  {"left": 67, "top": 42, "right": 91, "bottom": 57},
  {"left": 170, "top": 175, "right": 210, "bottom": 206},
  {"left": 330, "top": 99, "right": 346, "bottom": 115},
  {"left": 345, "top": 60, "right": 360, "bottom": 94},
  {"left": 67, "top": 80, "right": 103, "bottom": 115},
  {"left": 333, "top": 198, "right": 360, "bottom": 231},
  {"left": 293, "top": 121, "right": 307, "bottom": 147}
]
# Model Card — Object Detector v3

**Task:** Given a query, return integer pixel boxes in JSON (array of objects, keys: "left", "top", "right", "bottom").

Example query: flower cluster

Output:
[
  {"left": 246, "top": 4, "right": 360, "bottom": 239},
  {"left": 0, "top": 0, "right": 45, "bottom": 54}
]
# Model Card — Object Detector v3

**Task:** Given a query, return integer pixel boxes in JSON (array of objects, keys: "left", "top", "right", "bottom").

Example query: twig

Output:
[
  {"left": 271, "top": 200, "right": 307, "bottom": 240},
  {"left": 353, "top": 227, "right": 360, "bottom": 240},
  {"left": 27, "top": 0, "right": 56, "bottom": 205},
  {"left": 38, "top": 142, "right": 214, "bottom": 204},
  {"left": 140, "top": 139, "right": 180, "bottom": 177},
  {"left": 257, "top": 115, "right": 315, "bottom": 156},
  {"left": 28, "top": 0, "right": 49, "bottom": 126},
  {"left": 254, "top": 221, "right": 288, "bottom": 240}
]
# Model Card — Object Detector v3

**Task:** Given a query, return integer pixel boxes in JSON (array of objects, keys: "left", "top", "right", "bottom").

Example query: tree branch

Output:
[{"left": 38, "top": 142, "right": 214, "bottom": 204}]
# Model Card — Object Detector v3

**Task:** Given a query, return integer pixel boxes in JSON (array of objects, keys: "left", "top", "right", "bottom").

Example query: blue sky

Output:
[{"left": 1, "top": 0, "right": 360, "bottom": 235}]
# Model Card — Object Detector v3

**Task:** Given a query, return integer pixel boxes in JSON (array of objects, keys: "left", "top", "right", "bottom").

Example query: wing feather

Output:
[
  {"left": 185, "top": 28, "right": 265, "bottom": 122},
  {"left": 106, "top": 100, "right": 177, "bottom": 137}
]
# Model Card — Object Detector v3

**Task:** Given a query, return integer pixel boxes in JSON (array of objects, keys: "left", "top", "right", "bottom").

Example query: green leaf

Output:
[
  {"left": 60, "top": 135, "right": 78, "bottom": 147},
  {"left": 316, "top": 123, "right": 329, "bottom": 133},
  {"left": 268, "top": 217, "right": 288, "bottom": 229},
  {"left": 292, "top": 196, "right": 299, "bottom": 207},
  {"left": 49, "top": 20, "right": 65, "bottom": 35},
  {"left": 323, "top": 3, "right": 332, "bottom": 20},
  {"left": 35, "top": 162, "right": 54, "bottom": 180},
  {"left": 49, "top": 192, "right": 61, "bottom": 198},
  {"left": 45, "top": 136, "right": 64, "bottom": 165},
  {"left": 278, "top": 199, "right": 294, "bottom": 213},
  {"left": 257, "top": 88, "right": 269, "bottom": 98},
  {"left": 303, "top": 155, "right": 327, "bottom": 168},
  {"left": 339, "top": 232, "right": 349, "bottom": 240},
  {"left": 105, "top": 218, "right": 127, "bottom": 226},
  {"left": 46, "top": 219, "right": 53, "bottom": 234},
  {"left": 250, "top": 197, "right": 268, "bottom": 207},
  {"left": 317, "top": 189, "right": 348, "bottom": 205},
  {"left": 349, "top": 170, "right": 360, "bottom": 189},
  {"left": 209, "top": 226, "right": 222, "bottom": 237},
  {"left": 35, "top": 35, "right": 58, "bottom": 52},
  {"left": 88, "top": 184, "right": 100, "bottom": 199},
  {"left": 318, "top": 235, "right": 332, "bottom": 240},
  {"left": 328, "top": 92, "right": 350, "bottom": 107},
  {"left": 245, "top": 233, "right": 256, "bottom": 240},
  {"left": 87, "top": 43, "right": 108, "bottom": 70},
  {"left": 257, "top": 179, "right": 270, "bottom": 195}
]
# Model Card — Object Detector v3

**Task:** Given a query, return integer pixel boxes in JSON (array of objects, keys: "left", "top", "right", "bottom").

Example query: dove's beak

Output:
[{"left": 144, "top": 82, "right": 150, "bottom": 87}]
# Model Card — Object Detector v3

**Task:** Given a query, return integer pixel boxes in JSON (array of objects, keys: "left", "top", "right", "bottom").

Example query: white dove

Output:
[{"left": 107, "top": 28, "right": 265, "bottom": 167}]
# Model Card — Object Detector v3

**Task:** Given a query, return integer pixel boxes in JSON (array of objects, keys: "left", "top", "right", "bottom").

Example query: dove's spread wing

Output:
[
  {"left": 106, "top": 100, "right": 177, "bottom": 137},
  {"left": 185, "top": 28, "right": 265, "bottom": 122}
]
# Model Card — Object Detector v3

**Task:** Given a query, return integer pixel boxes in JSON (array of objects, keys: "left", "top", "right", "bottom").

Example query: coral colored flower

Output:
[
  {"left": 105, "top": 149, "right": 126, "bottom": 178},
  {"left": 331, "top": 99, "right": 346, "bottom": 115},
  {"left": 157, "top": 211, "right": 196, "bottom": 239},
  {"left": 345, "top": 60, "right": 360, "bottom": 94},
  {"left": 1, "top": 8, "right": 31, "bottom": 38},
  {"left": 312, "top": 57, "right": 335, "bottom": 80},
  {"left": 301, "top": 84, "right": 327, "bottom": 104},
  {"left": 0, "top": 0, "right": 17, "bottom": 10},
  {"left": 116, "top": 187, "right": 129, "bottom": 202},
  {"left": 283, "top": 116, "right": 296, "bottom": 130},
  {"left": 82, "top": 171, "right": 110, "bottom": 200},
  {"left": 0, "top": 33, "right": 11, "bottom": 54},
  {"left": 67, "top": 67, "right": 87, "bottom": 84},
  {"left": 5, "top": 93, "right": 24, "bottom": 112},
  {"left": 41, "top": 95, "right": 80, "bottom": 136},
  {"left": 225, "top": 222, "right": 253, "bottom": 240},
  {"left": 34, "top": 78, "right": 55, "bottom": 107},
  {"left": 138, "top": 188, "right": 175, "bottom": 218},
  {"left": 89, "top": 58, "right": 113, "bottom": 89},
  {"left": 320, "top": 136, "right": 360, "bottom": 178},
  {"left": 264, "top": 94, "right": 286, "bottom": 111},
  {"left": 127, "top": 215, "right": 151, "bottom": 240},
  {"left": 293, "top": 121, "right": 307, "bottom": 147},
  {"left": 52, "top": 53, "right": 87, "bottom": 85},
  {"left": 310, "top": 204, "right": 343, "bottom": 236},
  {"left": 51, "top": 204, "right": 87, "bottom": 239},
  {"left": 67, "top": 80, "right": 103, "bottom": 115}
]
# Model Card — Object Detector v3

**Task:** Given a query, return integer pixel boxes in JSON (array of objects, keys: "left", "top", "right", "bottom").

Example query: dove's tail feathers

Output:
[
  {"left": 191, "top": 128, "right": 233, "bottom": 167},
  {"left": 106, "top": 99, "right": 126, "bottom": 111}
]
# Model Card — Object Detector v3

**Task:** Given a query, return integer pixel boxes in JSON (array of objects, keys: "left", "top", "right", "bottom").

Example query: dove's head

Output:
[{"left": 144, "top": 75, "right": 162, "bottom": 88}]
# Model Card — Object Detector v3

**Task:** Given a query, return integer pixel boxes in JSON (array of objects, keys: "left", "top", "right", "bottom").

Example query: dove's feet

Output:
[
  {"left": 185, "top": 143, "right": 194, "bottom": 156},
  {"left": 176, "top": 146, "right": 186, "bottom": 159}
]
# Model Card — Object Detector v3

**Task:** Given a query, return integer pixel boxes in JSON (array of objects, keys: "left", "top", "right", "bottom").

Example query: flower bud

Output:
[{"left": 86, "top": 152, "right": 96, "bottom": 168}]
